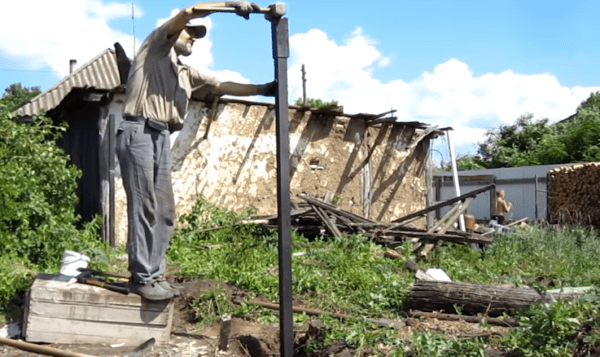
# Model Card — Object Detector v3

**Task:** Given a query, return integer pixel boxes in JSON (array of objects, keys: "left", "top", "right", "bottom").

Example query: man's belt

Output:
[{"left": 124, "top": 115, "right": 169, "bottom": 132}]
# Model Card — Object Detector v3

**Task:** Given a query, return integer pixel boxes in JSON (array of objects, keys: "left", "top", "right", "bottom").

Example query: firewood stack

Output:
[{"left": 548, "top": 162, "right": 600, "bottom": 226}]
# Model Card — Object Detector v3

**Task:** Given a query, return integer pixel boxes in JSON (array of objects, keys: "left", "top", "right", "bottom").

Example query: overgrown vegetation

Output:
[
  {"left": 295, "top": 97, "right": 343, "bottom": 111},
  {"left": 0, "top": 84, "right": 117, "bottom": 322},
  {"left": 169, "top": 198, "right": 600, "bottom": 356},
  {"left": 456, "top": 91, "right": 600, "bottom": 170}
]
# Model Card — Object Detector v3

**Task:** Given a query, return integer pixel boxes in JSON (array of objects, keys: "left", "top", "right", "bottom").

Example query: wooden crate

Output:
[{"left": 23, "top": 274, "right": 173, "bottom": 346}]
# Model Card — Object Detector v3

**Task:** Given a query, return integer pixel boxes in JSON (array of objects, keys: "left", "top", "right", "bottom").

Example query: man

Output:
[{"left": 117, "top": 1, "right": 275, "bottom": 300}]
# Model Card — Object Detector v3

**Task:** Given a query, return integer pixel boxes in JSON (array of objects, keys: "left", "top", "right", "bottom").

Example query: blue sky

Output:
[{"left": 1, "top": 0, "right": 599, "bottom": 160}]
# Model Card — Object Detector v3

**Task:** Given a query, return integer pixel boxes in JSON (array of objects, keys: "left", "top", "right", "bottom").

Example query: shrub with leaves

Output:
[
  {"left": 0, "top": 85, "right": 113, "bottom": 319},
  {"left": 1, "top": 99, "right": 82, "bottom": 266}
]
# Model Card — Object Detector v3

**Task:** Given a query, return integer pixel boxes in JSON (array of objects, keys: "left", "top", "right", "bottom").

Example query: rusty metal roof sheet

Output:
[{"left": 17, "top": 48, "right": 120, "bottom": 116}]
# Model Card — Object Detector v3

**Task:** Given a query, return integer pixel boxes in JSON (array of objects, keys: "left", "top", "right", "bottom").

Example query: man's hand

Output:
[
  {"left": 225, "top": 1, "right": 260, "bottom": 19},
  {"left": 258, "top": 81, "right": 277, "bottom": 97}
]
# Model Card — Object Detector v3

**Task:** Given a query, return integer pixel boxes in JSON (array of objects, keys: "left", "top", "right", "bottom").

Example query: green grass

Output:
[
  {"left": 427, "top": 225, "right": 600, "bottom": 288},
  {"left": 2, "top": 193, "right": 599, "bottom": 355},
  {"left": 167, "top": 198, "right": 600, "bottom": 355}
]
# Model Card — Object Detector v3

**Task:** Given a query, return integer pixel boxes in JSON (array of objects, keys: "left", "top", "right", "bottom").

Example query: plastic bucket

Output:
[{"left": 60, "top": 250, "right": 90, "bottom": 276}]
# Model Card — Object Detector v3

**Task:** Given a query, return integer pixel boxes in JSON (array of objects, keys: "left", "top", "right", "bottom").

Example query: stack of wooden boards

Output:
[{"left": 548, "top": 162, "right": 600, "bottom": 226}]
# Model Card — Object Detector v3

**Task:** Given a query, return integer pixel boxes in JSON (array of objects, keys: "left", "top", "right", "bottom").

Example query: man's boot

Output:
[
  {"left": 128, "top": 279, "right": 174, "bottom": 300},
  {"left": 154, "top": 276, "right": 181, "bottom": 297}
]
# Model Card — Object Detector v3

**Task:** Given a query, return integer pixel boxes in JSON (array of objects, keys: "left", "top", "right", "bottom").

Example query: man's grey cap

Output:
[{"left": 186, "top": 25, "right": 207, "bottom": 39}]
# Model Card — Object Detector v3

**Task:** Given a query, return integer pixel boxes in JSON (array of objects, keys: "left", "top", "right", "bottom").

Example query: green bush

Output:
[
  {"left": 1, "top": 106, "right": 81, "bottom": 265},
  {"left": 0, "top": 85, "right": 114, "bottom": 319}
]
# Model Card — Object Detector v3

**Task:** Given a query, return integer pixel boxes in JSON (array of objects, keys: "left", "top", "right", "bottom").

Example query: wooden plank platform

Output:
[{"left": 23, "top": 274, "right": 173, "bottom": 346}]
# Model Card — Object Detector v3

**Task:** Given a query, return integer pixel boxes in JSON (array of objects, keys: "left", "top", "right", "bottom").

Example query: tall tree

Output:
[
  {"left": 456, "top": 92, "right": 600, "bottom": 170},
  {"left": 0, "top": 83, "right": 40, "bottom": 113}
]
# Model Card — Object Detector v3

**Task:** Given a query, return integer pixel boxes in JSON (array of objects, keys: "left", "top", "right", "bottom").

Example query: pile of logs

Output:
[{"left": 548, "top": 162, "right": 600, "bottom": 226}]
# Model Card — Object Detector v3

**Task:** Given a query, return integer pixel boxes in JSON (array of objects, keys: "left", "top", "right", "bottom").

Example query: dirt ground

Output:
[{"left": 0, "top": 278, "right": 514, "bottom": 357}]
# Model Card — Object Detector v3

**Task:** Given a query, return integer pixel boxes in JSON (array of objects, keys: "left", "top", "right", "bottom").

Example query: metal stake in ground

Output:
[
  {"left": 218, "top": 315, "right": 232, "bottom": 351},
  {"left": 269, "top": 13, "right": 294, "bottom": 357}
]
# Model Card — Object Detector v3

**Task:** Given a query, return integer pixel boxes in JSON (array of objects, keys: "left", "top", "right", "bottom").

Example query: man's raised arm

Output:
[{"left": 167, "top": 1, "right": 260, "bottom": 33}]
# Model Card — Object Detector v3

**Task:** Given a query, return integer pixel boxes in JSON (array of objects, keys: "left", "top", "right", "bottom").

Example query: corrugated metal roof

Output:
[{"left": 17, "top": 48, "right": 121, "bottom": 116}]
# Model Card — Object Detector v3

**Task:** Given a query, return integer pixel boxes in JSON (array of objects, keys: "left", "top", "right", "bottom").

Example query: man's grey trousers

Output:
[{"left": 116, "top": 117, "right": 175, "bottom": 284}]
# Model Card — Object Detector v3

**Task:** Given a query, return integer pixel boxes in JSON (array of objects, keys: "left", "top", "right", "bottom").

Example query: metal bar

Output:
[
  {"left": 108, "top": 114, "right": 116, "bottom": 247},
  {"left": 271, "top": 16, "right": 293, "bottom": 357},
  {"left": 435, "top": 176, "right": 441, "bottom": 218},
  {"left": 546, "top": 172, "right": 550, "bottom": 221},
  {"left": 424, "top": 137, "right": 434, "bottom": 228},
  {"left": 445, "top": 129, "right": 465, "bottom": 231},
  {"left": 490, "top": 175, "right": 495, "bottom": 220},
  {"left": 535, "top": 175, "right": 538, "bottom": 221},
  {"left": 301, "top": 64, "right": 306, "bottom": 105},
  {"left": 435, "top": 176, "right": 548, "bottom": 186}
]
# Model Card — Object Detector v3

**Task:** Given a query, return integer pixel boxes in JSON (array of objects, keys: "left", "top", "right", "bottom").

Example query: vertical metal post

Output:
[
  {"left": 301, "top": 64, "right": 307, "bottom": 105},
  {"left": 489, "top": 175, "right": 496, "bottom": 220},
  {"left": 534, "top": 175, "right": 538, "bottom": 222},
  {"left": 271, "top": 17, "right": 294, "bottom": 357},
  {"left": 424, "top": 138, "right": 434, "bottom": 229},
  {"left": 445, "top": 129, "right": 465, "bottom": 231},
  {"left": 435, "top": 177, "right": 441, "bottom": 219},
  {"left": 108, "top": 114, "right": 116, "bottom": 247},
  {"left": 546, "top": 173, "right": 550, "bottom": 221}
]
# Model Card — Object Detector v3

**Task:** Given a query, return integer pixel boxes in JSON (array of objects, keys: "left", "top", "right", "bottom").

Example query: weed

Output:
[
  {"left": 192, "top": 286, "right": 233, "bottom": 329},
  {"left": 496, "top": 297, "right": 600, "bottom": 356}
]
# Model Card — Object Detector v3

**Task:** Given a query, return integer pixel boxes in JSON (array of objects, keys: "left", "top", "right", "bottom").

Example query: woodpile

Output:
[
  {"left": 548, "top": 162, "right": 600, "bottom": 226},
  {"left": 251, "top": 186, "right": 495, "bottom": 253}
]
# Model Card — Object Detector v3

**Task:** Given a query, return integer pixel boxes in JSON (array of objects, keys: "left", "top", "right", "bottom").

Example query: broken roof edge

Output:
[
  {"left": 15, "top": 48, "right": 121, "bottom": 117},
  {"left": 195, "top": 97, "right": 439, "bottom": 130}
]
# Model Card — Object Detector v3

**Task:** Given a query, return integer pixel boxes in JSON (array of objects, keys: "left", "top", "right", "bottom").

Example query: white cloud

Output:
[
  {"left": 288, "top": 29, "right": 600, "bottom": 152},
  {"left": 0, "top": 0, "right": 138, "bottom": 77},
  {"left": 2, "top": 2, "right": 598, "bottom": 157}
]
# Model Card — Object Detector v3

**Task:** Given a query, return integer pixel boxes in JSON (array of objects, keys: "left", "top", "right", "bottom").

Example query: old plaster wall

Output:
[{"left": 113, "top": 100, "right": 429, "bottom": 245}]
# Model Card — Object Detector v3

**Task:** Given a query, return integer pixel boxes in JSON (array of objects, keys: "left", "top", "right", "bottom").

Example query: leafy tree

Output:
[
  {"left": 1, "top": 83, "right": 40, "bottom": 114},
  {"left": 561, "top": 93, "right": 600, "bottom": 162},
  {"left": 457, "top": 92, "right": 600, "bottom": 169},
  {"left": 455, "top": 155, "right": 487, "bottom": 171},
  {"left": 0, "top": 85, "right": 104, "bottom": 268},
  {"left": 0, "top": 83, "right": 114, "bottom": 318}
]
